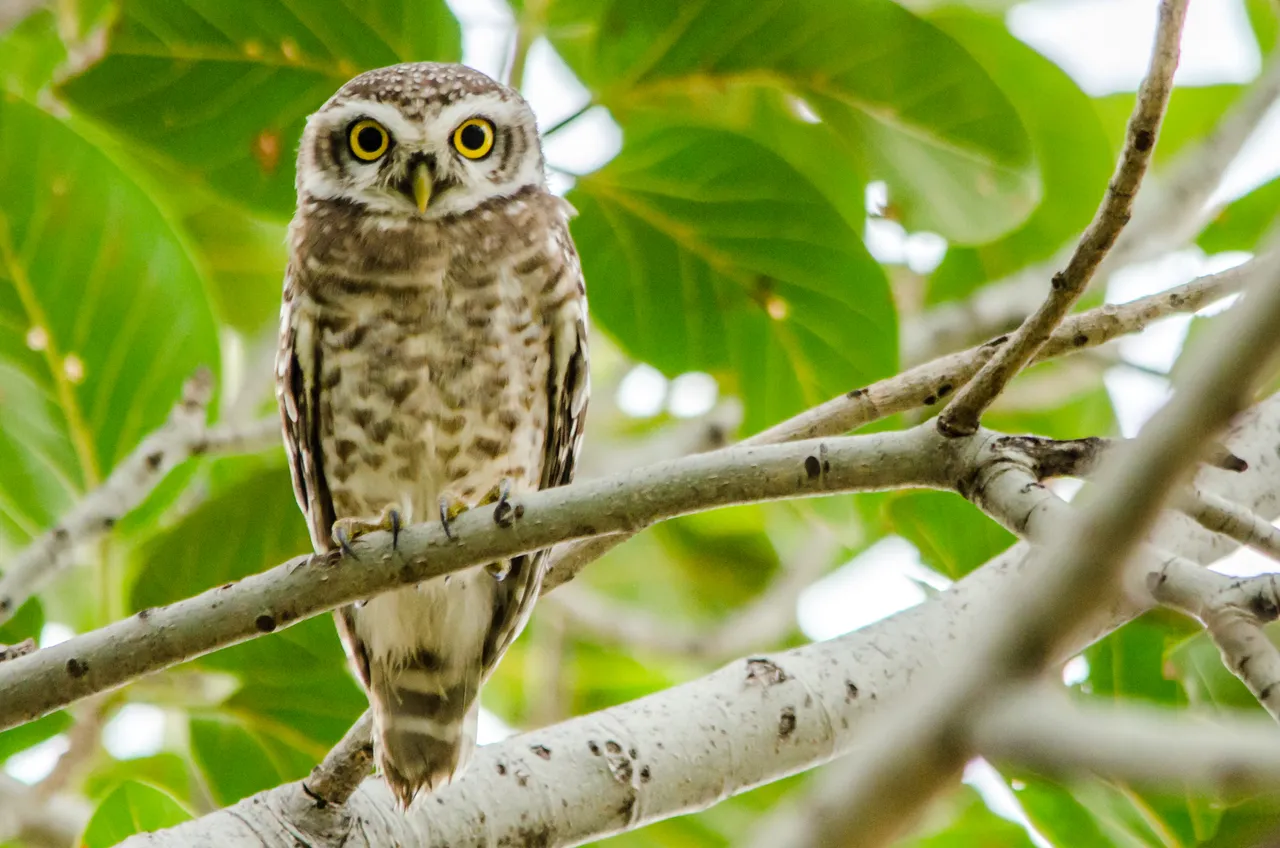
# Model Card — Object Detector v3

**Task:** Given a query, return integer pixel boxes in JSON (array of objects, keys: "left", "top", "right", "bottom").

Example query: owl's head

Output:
[{"left": 297, "top": 63, "right": 545, "bottom": 220}]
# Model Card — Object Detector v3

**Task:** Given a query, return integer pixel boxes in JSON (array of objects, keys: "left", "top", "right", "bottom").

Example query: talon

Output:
[
  {"left": 333, "top": 526, "right": 358, "bottom": 560},
  {"left": 439, "top": 493, "right": 469, "bottom": 541},
  {"left": 390, "top": 509, "right": 401, "bottom": 549},
  {"left": 483, "top": 478, "right": 516, "bottom": 528}
]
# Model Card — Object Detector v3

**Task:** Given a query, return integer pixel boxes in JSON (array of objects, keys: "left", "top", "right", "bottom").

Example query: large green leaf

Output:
[
  {"left": 925, "top": 9, "right": 1113, "bottom": 302},
  {"left": 0, "top": 9, "right": 66, "bottom": 98},
  {"left": 568, "top": 125, "right": 896, "bottom": 432},
  {"left": 58, "top": 0, "right": 462, "bottom": 218},
  {"left": 0, "top": 97, "right": 219, "bottom": 550},
  {"left": 880, "top": 491, "right": 1015, "bottom": 581},
  {"left": 546, "top": 0, "right": 1038, "bottom": 243},
  {"left": 79, "top": 780, "right": 193, "bottom": 848}
]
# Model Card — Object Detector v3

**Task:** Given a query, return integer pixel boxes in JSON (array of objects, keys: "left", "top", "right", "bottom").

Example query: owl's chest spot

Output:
[{"left": 314, "top": 280, "right": 550, "bottom": 518}]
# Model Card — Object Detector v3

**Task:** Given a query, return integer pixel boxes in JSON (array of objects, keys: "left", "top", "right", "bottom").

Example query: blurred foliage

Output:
[{"left": 0, "top": 0, "right": 1277, "bottom": 845}]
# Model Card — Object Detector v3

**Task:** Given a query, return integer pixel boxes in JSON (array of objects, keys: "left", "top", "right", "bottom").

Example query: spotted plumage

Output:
[{"left": 275, "top": 63, "right": 588, "bottom": 808}]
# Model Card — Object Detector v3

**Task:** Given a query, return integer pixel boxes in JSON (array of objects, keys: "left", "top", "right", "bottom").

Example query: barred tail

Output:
[{"left": 369, "top": 658, "right": 480, "bottom": 809}]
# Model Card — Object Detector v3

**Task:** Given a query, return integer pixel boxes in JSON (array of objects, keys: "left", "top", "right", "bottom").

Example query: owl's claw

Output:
[
  {"left": 439, "top": 493, "right": 469, "bottom": 541},
  {"left": 479, "top": 477, "right": 515, "bottom": 528},
  {"left": 332, "top": 505, "right": 404, "bottom": 557}
]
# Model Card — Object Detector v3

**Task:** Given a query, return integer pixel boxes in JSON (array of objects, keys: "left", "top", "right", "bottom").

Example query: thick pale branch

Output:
[
  {"left": 114, "top": 393, "right": 1280, "bottom": 848},
  {"left": 0, "top": 369, "right": 280, "bottom": 626},
  {"left": 936, "top": 0, "right": 1187, "bottom": 437},
  {"left": 0, "top": 427, "right": 951, "bottom": 731}
]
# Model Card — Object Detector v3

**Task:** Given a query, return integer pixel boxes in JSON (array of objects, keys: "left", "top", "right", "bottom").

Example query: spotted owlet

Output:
[{"left": 275, "top": 63, "right": 589, "bottom": 808}]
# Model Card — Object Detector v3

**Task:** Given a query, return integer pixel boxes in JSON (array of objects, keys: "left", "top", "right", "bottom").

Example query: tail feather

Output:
[{"left": 370, "top": 659, "right": 480, "bottom": 808}]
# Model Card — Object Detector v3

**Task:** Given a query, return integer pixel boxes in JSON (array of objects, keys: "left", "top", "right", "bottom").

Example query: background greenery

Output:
[{"left": 1, "top": 0, "right": 1279, "bottom": 845}]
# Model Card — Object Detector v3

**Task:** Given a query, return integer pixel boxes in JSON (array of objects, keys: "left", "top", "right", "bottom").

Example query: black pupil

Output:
[
  {"left": 356, "top": 126, "right": 383, "bottom": 154},
  {"left": 460, "top": 123, "right": 487, "bottom": 151}
]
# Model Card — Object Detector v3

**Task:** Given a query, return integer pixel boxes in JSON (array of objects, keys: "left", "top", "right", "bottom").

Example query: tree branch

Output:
[
  {"left": 1149, "top": 556, "right": 1280, "bottom": 721},
  {"left": 0, "top": 426, "right": 954, "bottom": 732},
  {"left": 791, "top": 154, "right": 1280, "bottom": 847},
  {"left": 543, "top": 255, "right": 1259, "bottom": 592},
  {"left": 0, "top": 369, "right": 280, "bottom": 626},
  {"left": 1177, "top": 488, "right": 1280, "bottom": 565},
  {"left": 935, "top": 0, "right": 1187, "bottom": 436},
  {"left": 119, "top": 390, "right": 1280, "bottom": 848}
]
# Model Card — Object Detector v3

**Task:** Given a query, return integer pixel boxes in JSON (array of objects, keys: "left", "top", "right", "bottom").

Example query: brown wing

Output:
[
  {"left": 277, "top": 273, "right": 372, "bottom": 687},
  {"left": 481, "top": 272, "right": 590, "bottom": 675},
  {"left": 276, "top": 271, "right": 337, "bottom": 554}
]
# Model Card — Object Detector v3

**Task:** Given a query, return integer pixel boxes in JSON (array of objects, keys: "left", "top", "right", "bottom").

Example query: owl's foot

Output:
[
  {"left": 332, "top": 505, "right": 403, "bottom": 557},
  {"left": 437, "top": 478, "right": 515, "bottom": 542},
  {"left": 478, "top": 478, "right": 515, "bottom": 528},
  {"left": 438, "top": 493, "right": 469, "bottom": 541}
]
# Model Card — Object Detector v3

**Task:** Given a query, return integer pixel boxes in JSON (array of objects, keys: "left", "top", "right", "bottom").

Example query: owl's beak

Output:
[{"left": 411, "top": 162, "right": 432, "bottom": 213}]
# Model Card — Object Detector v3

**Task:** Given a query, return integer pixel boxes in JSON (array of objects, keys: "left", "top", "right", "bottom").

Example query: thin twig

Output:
[
  {"left": 936, "top": 1, "right": 1187, "bottom": 437},
  {"left": 0, "top": 371, "right": 280, "bottom": 627},
  {"left": 543, "top": 255, "right": 1257, "bottom": 592}
]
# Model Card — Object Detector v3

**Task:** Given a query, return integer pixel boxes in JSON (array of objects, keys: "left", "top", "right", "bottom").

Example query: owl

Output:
[{"left": 275, "top": 62, "right": 589, "bottom": 808}]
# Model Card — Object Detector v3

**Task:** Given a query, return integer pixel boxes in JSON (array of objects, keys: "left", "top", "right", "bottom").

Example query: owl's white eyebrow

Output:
[{"left": 317, "top": 100, "right": 421, "bottom": 145}]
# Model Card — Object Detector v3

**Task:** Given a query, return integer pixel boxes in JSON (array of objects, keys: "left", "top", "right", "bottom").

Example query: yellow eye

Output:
[
  {"left": 348, "top": 119, "right": 390, "bottom": 161},
  {"left": 453, "top": 117, "right": 495, "bottom": 160}
]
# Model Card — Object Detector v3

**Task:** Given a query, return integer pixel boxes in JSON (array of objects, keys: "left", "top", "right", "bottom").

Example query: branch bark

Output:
[
  {"left": 936, "top": 0, "right": 1187, "bottom": 436},
  {"left": 0, "top": 426, "right": 953, "bottom": 732},
  {"left": 119, "top": 390, "right": 1280, "bottom": 848}
]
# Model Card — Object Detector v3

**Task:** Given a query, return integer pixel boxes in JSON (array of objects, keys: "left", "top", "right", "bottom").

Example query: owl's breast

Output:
[{"left": 312, "top": 265, "right": 551, "bottom": 522}]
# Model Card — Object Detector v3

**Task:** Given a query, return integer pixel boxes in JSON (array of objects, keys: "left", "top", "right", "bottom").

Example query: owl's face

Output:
[{"left": 297, "top": 63, "right": 546, "bottom": 220}]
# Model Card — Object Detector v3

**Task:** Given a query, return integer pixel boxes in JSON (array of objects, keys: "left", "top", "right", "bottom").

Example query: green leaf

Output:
[
  {"left": 1198, "top": 176, "right": 1280, "bottom": 254},
  {"left": 880, "top": 491, "right": 1015, "bottom": 581},
  {"left": 58, "top": 0, "right": 462, "bottom": 218},
  {"left": 80, "top": 780, "right": 193, "bottom": 848},
  {"left": 0, "top": 596, "right": 42, "bottom": 644},
  {"left": 0, "top": 97, "right": 219, "bottom": 550},
  {"left": 925, "top": 10, "right": 1114, "bottom": 302},
  {"left": 1084, "top": 617, "right": 1185, "bottom": 706},
  {"left": 0, "top": 710, "right": 72, "bottom": 763},
  {"left": 568, "top": 124, "right": 896, "bottom": 432},
  {"left": 189, "top": 701, "right": 340, "bottom": 806},
  {"left": 547, "top": 0, "right": 1037, "bottom": 243},
  {"left": 83, "top": 753, "right": 194, "bottom": 805}
]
